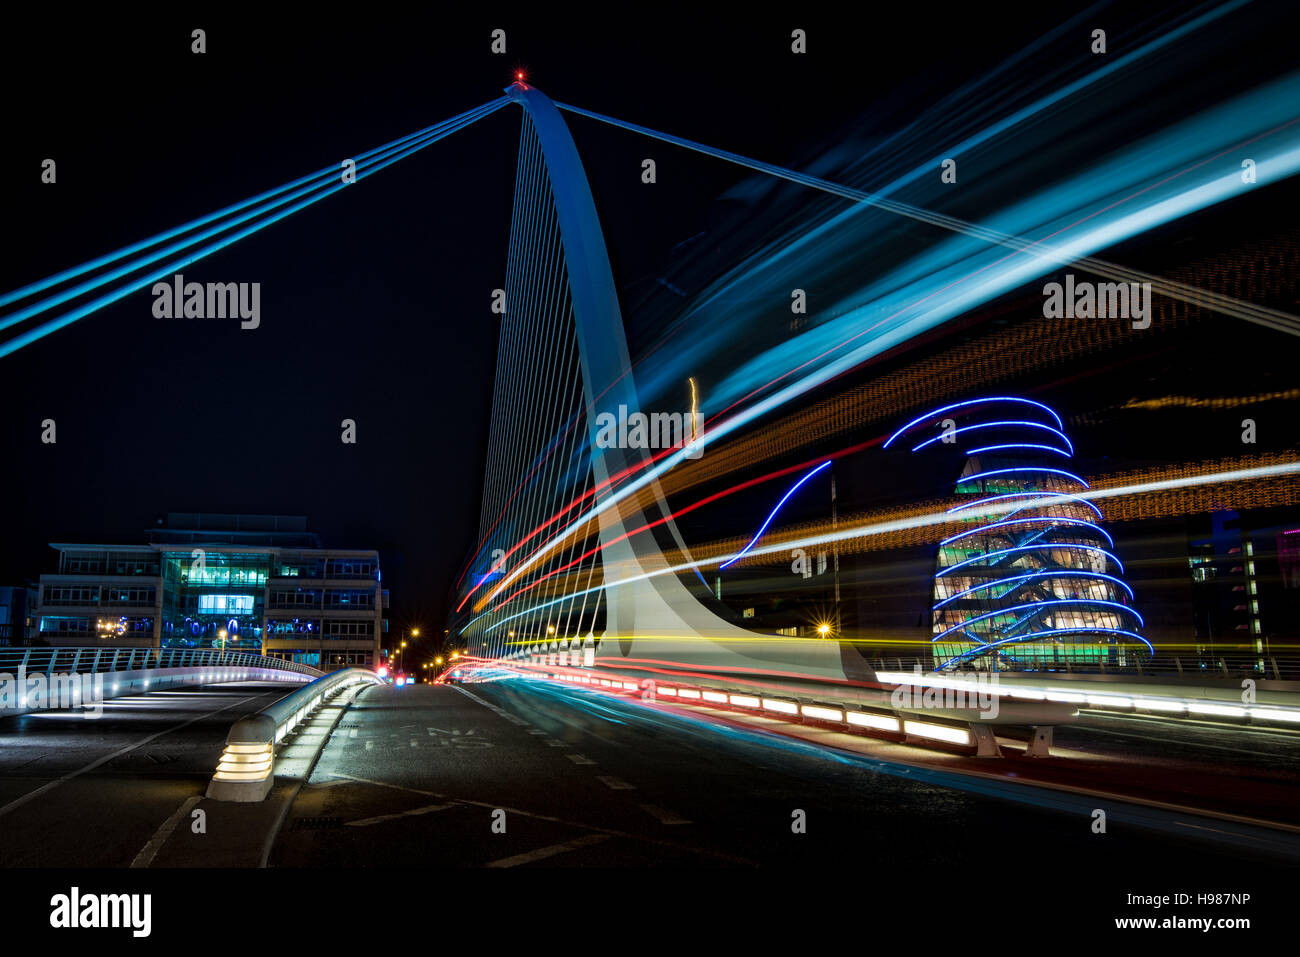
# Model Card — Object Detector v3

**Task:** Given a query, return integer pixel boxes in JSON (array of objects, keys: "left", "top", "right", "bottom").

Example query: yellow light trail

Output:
[
  {"left": 470, "top": 234, "right": 1300, "bottom": 613},
  {"left": 478, "top": 458, "right": 1300, "bottom": 634}
]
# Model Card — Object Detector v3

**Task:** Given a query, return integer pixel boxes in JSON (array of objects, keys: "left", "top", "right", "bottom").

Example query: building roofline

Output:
[
  {"left": 48, "top": 542, "right": 380, "bottom": 557},
  {"left": 49, "top": 543, "right": 157, "bottom": 552}
]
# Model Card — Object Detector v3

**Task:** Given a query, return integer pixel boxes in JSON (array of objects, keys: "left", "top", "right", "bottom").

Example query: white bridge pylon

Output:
[{"left": 466, "top": 83, "right": 866, "bottom": 682}]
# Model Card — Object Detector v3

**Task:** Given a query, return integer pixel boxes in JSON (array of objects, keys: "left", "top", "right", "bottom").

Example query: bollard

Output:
[{"left": 206, "top": 713, "right": 276, "bottom": 802}]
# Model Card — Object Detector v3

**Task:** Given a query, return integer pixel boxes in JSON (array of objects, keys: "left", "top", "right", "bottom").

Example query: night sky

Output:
[{"left": 2, "top": 6, "right": 1294, "bottom": 637}]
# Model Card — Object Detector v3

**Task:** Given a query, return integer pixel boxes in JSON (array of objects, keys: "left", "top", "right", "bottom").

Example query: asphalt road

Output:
[
  {"left": 3, "top": 674, "right": 1296, "bottom": 878},
  {"left": 0, "top": 681, "right": 294, "bottom": 867},
  {"left": 269, "top": 678, "right": 1300, "bottom": 872}
]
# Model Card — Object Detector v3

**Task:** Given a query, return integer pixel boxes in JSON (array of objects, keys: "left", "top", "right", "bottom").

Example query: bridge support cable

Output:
[
  {"left": 456, "top": 97, "right": 1300, "bottom": 626},
  {"left": 452, "top": 84, "right": 859, "bottom": 683},
  {"left": 0, "top": 97, "right": 510, "bottom": 358},
  {"left": 471, "top": 113, "right": 603, "bottom": 661},
  {"left": 554, "top": 101, "right": 1300, "bottom": 338}
]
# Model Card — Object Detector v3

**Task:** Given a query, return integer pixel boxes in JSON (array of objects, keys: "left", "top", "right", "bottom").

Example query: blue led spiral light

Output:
[{"left": 885, "top": 397, "right": 1151, "bottom": 672}]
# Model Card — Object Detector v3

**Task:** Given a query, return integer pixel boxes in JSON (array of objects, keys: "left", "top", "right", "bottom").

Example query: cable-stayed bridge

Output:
[{"left": 4, "top": 74, "right": 1300, "bottom": 873}]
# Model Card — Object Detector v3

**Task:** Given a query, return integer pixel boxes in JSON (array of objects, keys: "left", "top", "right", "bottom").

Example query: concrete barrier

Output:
[{"left": 207, "top": 668, "right": 385, "bottom": 802}]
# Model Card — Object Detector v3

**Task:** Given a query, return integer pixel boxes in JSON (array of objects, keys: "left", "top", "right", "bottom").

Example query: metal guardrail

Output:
[
  {"left": 507, "top": 650, "right": 1300, "bottom": 761},
  {"left": 259, "top": 667, "right": 382, "bottom": 743},
  {"left": 502, "top": 659, "right": 1067, "bottom": 758},
  {"left": 873, "top": 653, "right": 1300, "bottom": 682},
  {"left": 207, "top": 667, "right": 385, "bottom": 801},
  {"left": 0, "top": 646, "right": 321, "bottom": 678}
]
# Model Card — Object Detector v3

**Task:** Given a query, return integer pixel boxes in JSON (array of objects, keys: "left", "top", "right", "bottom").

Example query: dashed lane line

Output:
[
  {"left": 323, "top": 772, "right": 749, "bottom": 864},
  {"left": 346, "top": 803, "right": 456, "bottom": 827},
  {"left": 486, "top": 834, "right": 610, "bottom": 868},
  {"left": 131, "top": 795, "right": 203, "bottom": 868},
  {"left": 0, "top": 691, "right": 271, "bottom": 820},
  {"left": 638, "top": 803, "right": 693, "bottom": 826}
]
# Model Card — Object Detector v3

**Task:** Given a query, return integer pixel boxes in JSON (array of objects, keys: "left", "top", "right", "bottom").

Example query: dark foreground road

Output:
[
  {"left": 3, "top": 675, "right": 1296, "bottom": 875},
  {"left": 0, "top": 682, "right": 295, "bottom": 867},
  {"left": 269, "top": 679, "right": 1300, "bottom": 870}
]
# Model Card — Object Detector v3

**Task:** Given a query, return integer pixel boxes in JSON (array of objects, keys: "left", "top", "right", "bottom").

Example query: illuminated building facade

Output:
[
  {"left": 886, "top": 398, "right": 1150, "bottom": 671},
  {"left": 1188, "top": 510, "right": 1300, "bottom": 668},
  {"left": 0, "top": 585, "right": 39, "bottom": 646},
  {"left": 36, "top": 514, "right": 387, "bottom": 670}
]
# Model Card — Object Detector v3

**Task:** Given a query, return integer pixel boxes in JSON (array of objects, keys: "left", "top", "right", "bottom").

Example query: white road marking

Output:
[
  {"left": 325, "top": 772, "right": 747, "bottom": 863},
  {"left": 485, "top": 833, "right": 609, "bottom": 868},
  {"left": 597, "top": 775, "right": 635, "bottom": 790},
  {"left": 638, "top": 803, "right": 692, "bottom": 825},
  {"left": 0, "top": 692, "right": 268, "bottom": 820},
  {"left": 565, "top": 753, "right": 596, "bottom": 765},
  {"left": 130, "top": 794, "right": 202, "bottom": 868},
  {"left": 346, "top": 803, "right": 455, "bottom": 827}
]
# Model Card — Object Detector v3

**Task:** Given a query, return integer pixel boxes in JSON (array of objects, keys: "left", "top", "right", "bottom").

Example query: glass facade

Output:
[
  {"left": 904, "top": 401, "right": 1150, "bottom": 672},
  {"left": 933, "top": 465, "right": 1144, "bottom": 669},
  {"left": 160, "top": 550, "right": 269, "bottom": 649},
  {"left": 37, "top": 517, "right": 387, "bottom": 670}
]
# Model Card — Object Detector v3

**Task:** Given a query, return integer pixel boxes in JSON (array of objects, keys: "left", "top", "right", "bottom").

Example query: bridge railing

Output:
[
  {"left": 874, "top": 653, "right": 1300, "bottom": 682},
  {"left": 0, "top": 646, "right": 321, "bottom": 679},
  {"left": 207, "top": 667, "right": 385, "bottom": 802}
]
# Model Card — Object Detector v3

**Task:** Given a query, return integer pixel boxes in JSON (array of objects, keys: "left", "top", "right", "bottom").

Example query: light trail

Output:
[
  {"left": 474, "top": 460, "right": 1300, "bottom": 634},
  {"left": 719, "top": 461, "right": 830, "bottom": 569},
  {"left": 0, "top": 121, "right": 464, "bottom": 311},
  {"left": 0, "top": 98, "right": 510, "bottom": 358},
  {"left": 475, "top": 445, "right": 1300, "bottom": 621},
  {"left": 459, "top": 81, "right": 1300, "bottom": 598},
  {"left": 475, "top": 112, "right": 1300, "bottom": 607}
]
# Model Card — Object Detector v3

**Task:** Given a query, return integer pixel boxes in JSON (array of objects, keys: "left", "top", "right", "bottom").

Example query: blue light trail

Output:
[
  {"left": 0, "top": 98, "right": 509, "bottom": 358},
  {"left": 720, "top": 461, "right": 831, "bottom": 569}
]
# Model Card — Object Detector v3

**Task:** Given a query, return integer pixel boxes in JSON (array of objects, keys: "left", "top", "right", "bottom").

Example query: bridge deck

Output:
[{"left": 0, "top": 681, "right": 295, "bottom": 867}]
